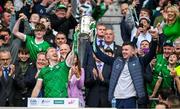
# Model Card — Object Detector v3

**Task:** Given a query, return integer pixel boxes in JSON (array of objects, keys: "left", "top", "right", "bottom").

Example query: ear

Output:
[{"left": 46, "top": 54, "right": 49, "bottom": 59}]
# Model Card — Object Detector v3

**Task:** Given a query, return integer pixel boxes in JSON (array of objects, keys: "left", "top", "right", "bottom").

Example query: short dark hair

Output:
[
  {"left": 140, "top": 8, "right": 152, "bottom": 17},
  {"left": 122, "top": 41, "right": 136, "bottom": 49},
  {"left": 0, "top": 27, "right": 10, "bottom": 34},
  {"left": 56, "top": 32, "right": 66, "bottom": 38},
  {"left": 141, "top": 40, "right": 150, "bottom": 44},
  {"left": 18, "top": 47, "right": 29, "bottom": 54},
  {"left": 34, "top": 23, "right": 46, "bottom": 31}
]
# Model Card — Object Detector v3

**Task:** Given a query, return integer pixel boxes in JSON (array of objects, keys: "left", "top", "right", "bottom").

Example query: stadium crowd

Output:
[{"left": 0, "top": 0, "right": 180, "bottom": 108}]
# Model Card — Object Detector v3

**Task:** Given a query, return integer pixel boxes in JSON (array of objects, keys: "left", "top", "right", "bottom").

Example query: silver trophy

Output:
[{"left": 77, "top": 15, "right": 96, "bottom": 67}]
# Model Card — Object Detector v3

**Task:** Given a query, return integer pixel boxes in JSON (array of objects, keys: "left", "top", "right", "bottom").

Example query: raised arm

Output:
[
  {"left": 141, "top": 30, "right": 158, "bottom": 67},
  {"left": 31, "top": 79, "right": 43, "bottom": 97},
  {"left": 93, "top": 43, "right": 115, "bottom": 65},
  {"left": 66, "top": 51, "right": 75, "bottom": 67},
  {"left": 12, "top": 14, "right": 26, "bottom": 41}
]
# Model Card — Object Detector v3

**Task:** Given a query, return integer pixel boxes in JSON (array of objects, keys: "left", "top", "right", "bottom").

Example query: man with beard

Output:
[{"left": 31, "top": 47, "right": 75, "bottom": 97}]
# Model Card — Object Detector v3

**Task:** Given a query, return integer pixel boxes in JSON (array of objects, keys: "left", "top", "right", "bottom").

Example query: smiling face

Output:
[
  {"left": 36, "top": 53, "right": 48, "bottom": 69},
  {"left": 60, "top": 44, "right": 70, "bottom": 59},
  {"left": 122, "top": 45, "right": 135, "bottom": 59},
  {"left": 163, "top": 46, "right": 174, "bottom": 58},
  {"left": 46, "top": 48, "right": 59, "bottom": 62},
  {"left": 18, "top": 51, "right": 30, "bottom": 62},
  {"left": 167, "top": 8, "right": 176, "bottom": 21}
]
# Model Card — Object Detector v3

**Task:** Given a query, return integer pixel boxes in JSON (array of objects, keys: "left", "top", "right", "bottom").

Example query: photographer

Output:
[
  {"left": 0, "top": 28, "right": 11, "bottom": 48},
  {"left": 0, "top": 28, "right": 21, "bottom": 64},
  {"left": 131, "top": 16, "right": 152, "bottom": 49}
]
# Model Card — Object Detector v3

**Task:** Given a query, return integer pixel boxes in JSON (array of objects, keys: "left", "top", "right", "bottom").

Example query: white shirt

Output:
[
  {"left": 131, "top": 27, "right": 152, "bottom": 49},
  {"left": 96, "top": 37, "right": 105, "bottom": 47},
  {"left": 104, "top": 43, "right": 114, "bottom": 51},
  {"left": 114, "top": 62, "right": 136, "bottom": 99}
]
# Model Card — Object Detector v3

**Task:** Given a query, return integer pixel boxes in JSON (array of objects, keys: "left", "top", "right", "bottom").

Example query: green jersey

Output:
[
  {"left": 25, "top": 35, "right": 50, "bottom": 61},
  {"left": 160, "top": 66, "right": 173, "bottom": 89},
  {"left": 38, "top": 61, "right": 70, "bottom": 98},
  {"left": 163, "top": 17, "right": 180, "bottom": 42},
  {"left": 147, "top": 54, "right": 168, "bottom": 95}
]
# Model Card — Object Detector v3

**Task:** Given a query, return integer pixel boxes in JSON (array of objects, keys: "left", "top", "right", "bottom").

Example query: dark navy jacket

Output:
[{"left": 93, "top": 40, "right": 157, "bottom": 102}]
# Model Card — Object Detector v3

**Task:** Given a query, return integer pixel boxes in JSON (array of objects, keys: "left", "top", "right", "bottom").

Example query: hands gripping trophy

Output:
[{"left": 73, "top": 15, "right": 96, "bottom": 67}]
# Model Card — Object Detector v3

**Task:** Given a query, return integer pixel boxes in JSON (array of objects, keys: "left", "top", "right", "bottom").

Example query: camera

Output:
[
  {"left": 0, "top": 35, "right": 5, "bottom": 40},
  {"left": 138, "top": 23, "right": 144, "bottom": 28}
]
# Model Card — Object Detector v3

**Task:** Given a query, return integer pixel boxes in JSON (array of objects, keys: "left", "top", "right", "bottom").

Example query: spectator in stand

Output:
[
  {"left": 13, "top": 47, "right": 31, "bottom": 107},
  {"left": 0, "top": 49, "right": 15, "bottom": 106},
  {"left": 68, "top": 54, "right": 85, "bottom": 107},
  {"left": 55, "top": 32, "right": 67, "bottom": 50},
  {"left": 25, "top": 52, "right": 48, "bottom": 98},
  {"left": 96, "top": 23, "right": 106, "bottom": 48},
  {"left": 13, "top": 14, "right": 50, "bottom": 61},
  {"left": 147, "top": 41, "right": 174, "bottom": 98},
  {"left": 120, "top": 1, "right": 135, "bottom": 42},
  {"left": 162, "top": 5, "right": 180, "bottom": 42},
  {"left": 153, "top": 0, "right": 169, "bottom": 27},
  {"left": 149, "top": 53, "right": 178, "bottom": 98},
  {"left": 158, "top": 88, "right": 173, "bottom": 105},
  {"left": 32, "top": 0, "right": 55, "bottom": 16},
  {"left": 131, "top": 17, "right": 152, "bottom": 49},
  {"left": 40, "top": 16, "right": 57, "bottom": 47},
  {"left": 85, "top": 51, "right": 112, "bottom": 107},
  {"left": 28, "top": 13, "right": 40, "bottom": 31},
  {"left": 1, "top": 11, "right": 11, "bottom": 29},
  {"left": 0, "top": 28, "right": 22, "bottom": 64},
  {"left": 0, "top": 28, "right": 11, "bottom": 48},
  {"left": 31, "top": 47, "right": 75, "bottom": 98},
  {"left": 174, "top": 38, "right": 180, "bottom": 61},
  {"left": 139, "top": 8, "right": 151, "bottom": 19},
  {"left": 59, "top": 43, "right": 70, "bottom": 61},
  {"left": 137, "top": 40, "right": 150, "bottom": 57},
  {"left": 104, "top": 28, "right": 122, "bottom": 57},
  {"left": 49, "top": 3, "right": 77, "bottom": 39}
]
